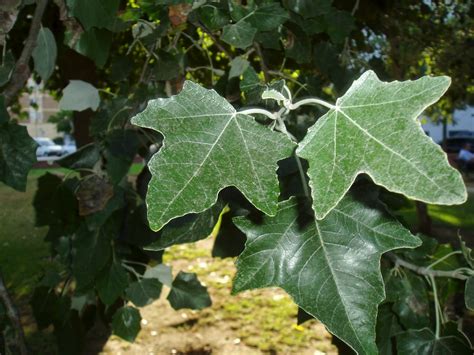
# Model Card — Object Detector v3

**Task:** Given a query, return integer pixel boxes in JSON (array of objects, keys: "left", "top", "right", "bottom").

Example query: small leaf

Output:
[
  {"left": 0, "top": 121, "right": 37, "bottom": 191},
  {"left": 229, "top": 56, "right": 250, "bottom": 79},
  {"left": 59, "top": 80, "right": 100, "bottom": 112},
  {"left": 131, "top": 81, "right": 295, "bottom": 231},
  {"left": 167, "top": 271, "right": 211, "bottom": 310},
  {"left": 459, "top": 235, "right": 474, "bottom": 268},
  {"left": 466, "top": 277, "right": 474, "bottom": 311},
  {"left": 297, "top": 70, "right": 466, "bottom": 220},
  {"left": 125, "top": 278, "right": 163, "bottom": 307},
  {"left": 233, "top": 194, "right": 421, "bottom": 354},
  {"left": 144, "top": 201, "right": 226, "bottom": 251},
  {"left": 112, "top": 306, "right": 141, "bottom": 342},
  {"left": 246, "top": 3, "right": 289, "bottom": 31},
  {"left": 96, "top": 260, "right": 129, "bottom": 305},
  {"left": 261, "top": 89, "right": 287, "bottom": 103},
  {"left": 32, "top": 27, "right": 57, "bottom": 82},
  {"left": 221, "top": 21, "right": 257, "bottom": 49},
  {"left": 144, "top": 264, "right": 173, "bottom": 287},
  {"left": 396, "top": 328, "right": 472, "bottom": 354}
]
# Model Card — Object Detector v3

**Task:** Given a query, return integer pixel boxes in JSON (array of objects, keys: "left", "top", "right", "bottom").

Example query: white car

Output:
[{"left": 34, "top": 137, "right": 63, "bottom": 157}]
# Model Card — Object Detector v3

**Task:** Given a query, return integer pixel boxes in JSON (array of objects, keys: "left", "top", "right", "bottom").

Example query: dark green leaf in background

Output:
[
  {"left": 221, "top": 21, "right": 257, "bottom": 49},
  {"left": 96, "top": 260, "right": 129, "bottom": 305},
  {"left": 396, "top": 328, "right": 472, "bottom": 354},
  {"left": 466, "top": 277, "right": 474, "bottom": 311},
  {"left": 71, "top": 28, "right": 113, "bottom": 68},
  {"left": 66, "top": 0, "right": 120, "bottom": 31},
  {"left": 0, "top": 122, "right": 37, "bottom": 191},
  {"left": 167, "top": 271, "right": 211, "bottom": 310},
  {"left": 233, "top": 194, "right": 421, "bottom": 354},
  {"left": 126, "top": 278, "right": 163, "bottom": 307},
  {"left": 112, "top": 306, "right": 141, "bottom": 342}
]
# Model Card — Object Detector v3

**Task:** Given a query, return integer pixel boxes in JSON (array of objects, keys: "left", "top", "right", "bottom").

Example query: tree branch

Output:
[
  {"left": 3, "top": 0, "right": 49, "bottom": 106},
  {"left": 0, "top": 272, "right": 28, "bottom": 355},
  {"left": 386, "top": 252, "right": 470, "bottom": 280}
]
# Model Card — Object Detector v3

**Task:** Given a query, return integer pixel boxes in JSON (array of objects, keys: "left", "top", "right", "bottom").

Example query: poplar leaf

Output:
[
  {"left": 297, "top": 70, "right": 466, "bottom": 219},
  {"left": 131, "top": 81, "right": 295, "bottom": 231},
  {"left": 233, "top": 195, "right": 421, "bottom": 354}
]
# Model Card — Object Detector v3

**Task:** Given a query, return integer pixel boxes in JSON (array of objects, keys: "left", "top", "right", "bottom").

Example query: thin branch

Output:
[
  {"left": 0, "top": 273, "right": 28, "bottom": 355},
  {"left": 387, "top": 252, "right": 470, "bottom": 280},
  {"left": 3, "top": 0, "right": 49, "bottom": 106},
  {"left": 254, "top": 42, "right": 270, "bottom": 82}
]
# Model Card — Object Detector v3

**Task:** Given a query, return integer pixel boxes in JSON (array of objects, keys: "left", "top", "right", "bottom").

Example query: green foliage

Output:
[{"left": 1, "top": 1, "right": 473, "bottom": 354}]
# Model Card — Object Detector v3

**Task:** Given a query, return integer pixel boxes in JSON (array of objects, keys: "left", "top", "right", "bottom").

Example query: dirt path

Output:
[{"left": 101, "top": 240, "right": 336, "bottom": 355}]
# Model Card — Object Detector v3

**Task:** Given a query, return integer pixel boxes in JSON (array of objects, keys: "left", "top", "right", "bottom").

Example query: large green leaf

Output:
[
  {"left": 112, "top": 306, "right": 141, "bottom": 342},
  {"left": 32, "top": 27, "right": 57, "bottom": 82},
  {"left": 131, "top": 81, "right": 295, "bottom": 231},
  {"left": 396, "top": 328, "right": 472, "bottom": 354},
  {"left": 167, "top": 271, "right": 212, "bottom": 310},
  {"left": 0, "top": 121, "right": 37, "bottom": 191},
  {"left": 297, "top": 70, "right": 466, "bottom": 219},
  {"left": 233, "top": 195, "right": 421, "bottom": 354},
  {"left": 71, "top": 28, "right": 112, "bottom": 68}
]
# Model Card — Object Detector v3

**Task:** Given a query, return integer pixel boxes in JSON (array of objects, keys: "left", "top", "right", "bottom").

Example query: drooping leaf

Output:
[
  {"left": 32, "top": 27, "right": 57, "bottom": 82},
  {"left": 104, "top": 129, "right": 140, "bottom": 184},
  {"left": 221, "top": 21, "right": 257, "bottom": 49},
  {"left": 131, "top": 81, "right": 295, "bottom": 231},
  {"left": 143, "top": 264, "right": 173, "bottom": 287},
  {"left": 167, "top": 271, "right": 212, "bottom": 310},
  {"left": 0, "top": 122, "right": 37, "bottom": 191},
  {"left": 96, "top": 260, "right": 129, "bottom": 305},
  {"left": 297, "top": 70, "right": 466, "bottom": 220},
  {"left": 466, "top": 277, "right": 474, "bottom": 311},
  {"left": 125, "top": 278, "right": 163, "bottom": 307},
  {"left": 144, "top": 201, "right": 226, "bottom": 251},
  {"left": 72, "top": 223, "right": 113, "bottom": 291},
  {"left": 376, "top": 303, "right": 402, "bottom": 355},
  {"left": 71, "top": 28, "right": 112, "bottom": 68},
  {"left": 232, "top": 195, "right": 421, "bottom": 354},
  {"left": 111, "top": 306, "right": 141, "bottom": 342},
  {"left": 396, "top": 328, "right": 472, "bottom": 354},
  {"left": 57, "top": 143, "right": 100, "bottom": 170},
  {"left": 66, "top": 0, "right": 120, "bottom": 31},
  {"left": 384, "top": 270, "right": 431, "bottom": 329},
  {"left": 59, "top": 80, "right": 100, "bottom": 112}
]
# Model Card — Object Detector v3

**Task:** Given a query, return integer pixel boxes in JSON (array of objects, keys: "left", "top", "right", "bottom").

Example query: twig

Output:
[
  {"left": 387, "top": 252, "right": 470, "bottom": 280},
  {"left": 0, "top": 272, "right": 28, "bottom": 355},
  {"left": 254, "top": 42, "right": 270, "bottom": 82},
  {"left": 3, "top": 0, "right": 49, "bottom": 106},
  {"left": 196, "top": 22, "right": 233, "bottom": 59}
]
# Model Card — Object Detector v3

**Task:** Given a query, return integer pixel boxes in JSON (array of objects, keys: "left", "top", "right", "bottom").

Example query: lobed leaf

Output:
[
  {"left": 131, "top": 81, "right": 295, "bottom": 231},
  {"left": 233, "top": 194, "right": 421, "bottom": 354},
  {"left": 297, "top": 70, "right": 466, "bottom": 220}
]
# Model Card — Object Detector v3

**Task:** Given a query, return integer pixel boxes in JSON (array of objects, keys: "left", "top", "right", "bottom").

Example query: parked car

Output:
[
  {"left": 61, "top": 142, "right": 77, "bottom": 156},
  {"left": 34, "top": 137, "right": 63, "bottom": 157}
]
